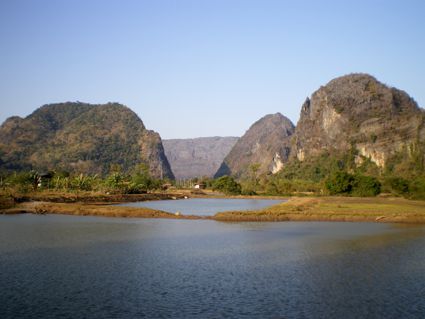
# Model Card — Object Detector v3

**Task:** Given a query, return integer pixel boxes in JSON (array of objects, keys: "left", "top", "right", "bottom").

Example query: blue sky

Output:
[{"left": 1, "top": 0, "right": 424, "bottom": 139}]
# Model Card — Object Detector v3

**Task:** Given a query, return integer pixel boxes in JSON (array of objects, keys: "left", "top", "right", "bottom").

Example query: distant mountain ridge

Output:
[
  {"left": 163, "top": 136, "right": 238, "bottom": 179},
  {"left": 0, "top": 102, "right": 174, "bottom": 178}
]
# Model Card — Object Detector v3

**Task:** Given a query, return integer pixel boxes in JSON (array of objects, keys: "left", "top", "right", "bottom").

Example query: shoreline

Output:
[
  {"left": 1, "top": 201, "right": 203, "bottom": 219},
  {"left": 1, "top": 192, "right": 425, "bottom": 223},
  {"left": 213, "top": 197, "right": 425, "bottom": 224}
]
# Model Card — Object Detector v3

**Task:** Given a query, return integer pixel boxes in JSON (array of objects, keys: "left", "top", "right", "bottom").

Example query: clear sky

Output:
[{"left": 0, "top": 0, "right": 424, "bottom": 139}]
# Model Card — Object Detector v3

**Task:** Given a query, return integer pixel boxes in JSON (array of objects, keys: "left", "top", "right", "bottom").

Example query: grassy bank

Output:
[
  {"left": 2, "top": 190, "right": 425, "bottom": 223},
  {"left": 3, "top": 190, "right": 186, "bottom": 203},
  {"left": 213, "top": 197, "right": 425, "bottom": 223},
  {"left": 0, "top": 190, "right": 187, "bottom": 210},
  {"left": 2, "top": 201, "right": 201, "bottom": 219},
  {"left": 0, "top": 190, "right": 192, "bottom": 218}
]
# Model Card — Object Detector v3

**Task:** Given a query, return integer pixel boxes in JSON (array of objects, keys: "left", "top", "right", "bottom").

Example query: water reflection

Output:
[
  {"left": 1, "top": 215, "right": 425, "bottom": 318},
  {"left": 116, "top": 198, "right": 284, "bottom": 216},
  {"left": 294, "top": 225, "right": 425, "bottom": 318}
]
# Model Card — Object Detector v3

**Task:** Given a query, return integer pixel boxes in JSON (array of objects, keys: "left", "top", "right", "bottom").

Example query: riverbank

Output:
[
  {"left": 0, "top": 190, "right": 196, "bottom": 218},
  {"left": 214, "top": 197, "right": 425, "bottom": 223},
  {"left": 3, "top": 191, "right": 187, "bottom": 204},
  {"left": 2, "top": 201, "right": 201, "bottom": 219},
  {"left": 2, "top": 191, "right": 425, "bottom": 223}
]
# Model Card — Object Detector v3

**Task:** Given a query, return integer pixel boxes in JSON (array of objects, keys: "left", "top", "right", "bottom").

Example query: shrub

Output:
[
  {"left": 5, "top": 171, "right": 39, "bottom": 193},
  {"left": 127, "top": 165, "right": 161, "bottom": 193},
  {"left": 70, "top": 174, "right": 95, "bottom": 191},
  {"left": 326, "top": 172, "right": 381, "bottom": 197},
  {"left": 351, "top": 174, "right": 381, "bottom": 197},
  {"left": 212, "top": 176, "right": 242, "bottom": 195},
  {"left": 408, "top": 178, "right": 425, "bottom": 200},
  {"left": 52, "top": 176, "right": 71, "bottom": 190},
  {"left": 105, "top": 172, "right": 125, "bottom": 192},
  {"left": 326, "top": 172, "right": 353, "bottom": 195},
  {"left": 124, "top": 182, "right": 147, "bottom": 194},
  {"left": 264, "top": 178, "right": 321, "bottom": 195},
  {"left": 385, "top": 177, "right": 410, "bottom": 195}
]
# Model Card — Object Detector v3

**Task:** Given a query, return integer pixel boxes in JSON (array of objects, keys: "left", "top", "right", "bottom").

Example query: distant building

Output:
[
  {"left": 194, "top": 183, "right": 206, "bottom": 189},
  {"left": 38, "top": 171, "right": 54, "bottom": 188}
]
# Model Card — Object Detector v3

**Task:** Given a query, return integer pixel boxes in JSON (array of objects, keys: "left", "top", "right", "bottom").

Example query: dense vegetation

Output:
[
  {"left": 3, "top": 139, "right": 425, "bottom": 199},
  {"left": 0, "top": 102, "right": 174, "bottom": 179},
  {"left": 212, "top": 176, "right": 242, "bottom": 195},
  {"left": 2, "top": 159, "right": 425, "bottom": 200},
  {"left": 245, "top": 149, "right": 425, "bottom": 199},
  {"left": 0, "top": 164, "right": 165, "bottom": 195},
  {"left": 205, "top": 147, "right": 425, "bottom": 199}
]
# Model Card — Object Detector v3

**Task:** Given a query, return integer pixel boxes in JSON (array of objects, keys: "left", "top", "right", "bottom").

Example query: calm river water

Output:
[
  {"left": 116, "top": 198, "right": 284, "bottom": 216},
  {"left": 1, "top": 214, "right": 425, "bottom": 318}
]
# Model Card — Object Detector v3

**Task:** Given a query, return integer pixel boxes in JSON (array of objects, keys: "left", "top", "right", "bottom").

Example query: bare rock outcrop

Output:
[
  {"left": 293, "top": 73, "right": 425, "bottom": 168},
  {"left": 215, "top": 113, "right": 295, "bottom": 178}
]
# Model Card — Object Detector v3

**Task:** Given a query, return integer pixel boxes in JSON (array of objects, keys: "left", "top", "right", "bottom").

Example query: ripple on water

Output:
[
  {"left": 1, "top": 216, "right": 425, "bottom": 318},
  {"left": 116, "top": 198, "right": 285, "bottom": 216}
]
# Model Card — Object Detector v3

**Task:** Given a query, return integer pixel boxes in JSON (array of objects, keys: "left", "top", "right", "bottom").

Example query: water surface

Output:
[
  {"left": 116, "top": 198, "right": 283, "bottom": 216},
  {"left": 1, "top": 215, "right": 425, "bottom": 318}
]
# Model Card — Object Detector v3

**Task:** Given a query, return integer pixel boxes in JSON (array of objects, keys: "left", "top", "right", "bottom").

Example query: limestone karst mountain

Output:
[
  {"left": 2, "top": 74, "right": 423, "bottom": 181},
  {"left": 292, "top": 73, "right": 425, "bottom": 170},
  {"left": 0, "top": 102, "right": 174, "bottom": 179},
  {"left": 215, "top": 73, "right": 424, "bottom": 179},
  {"left": 214, "top": 113, "right": 295, "bottom": 178}
]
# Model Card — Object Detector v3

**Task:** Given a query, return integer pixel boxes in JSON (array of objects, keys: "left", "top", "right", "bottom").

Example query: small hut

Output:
[
  {"left": 194, "top": 183, "right": 206, "bottom": 190},
  {"left": 38, "top": 171, "right": 54, "bottom": 188}
]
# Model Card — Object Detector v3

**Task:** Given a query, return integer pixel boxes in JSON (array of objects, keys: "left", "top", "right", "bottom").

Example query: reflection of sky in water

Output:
[
  {"left": 116, "top": 198, "right": 284, "bottom": 216},
  {"left": 1, "top": 215, "right": 425, "bottom": 318}
]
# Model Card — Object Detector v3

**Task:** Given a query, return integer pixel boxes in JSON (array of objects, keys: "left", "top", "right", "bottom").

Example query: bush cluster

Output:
[
  {"left": 212, "top": 176, "right": 242, "bottom": 195},
  {"left": 326, "top": 172, "right": 381, "bottom": 196},
  {"left": 0, "top": 165, "right": 163, "bottom": 194}
]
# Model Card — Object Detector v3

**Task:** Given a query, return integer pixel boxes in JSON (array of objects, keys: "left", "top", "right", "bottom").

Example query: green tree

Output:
[
  {"left": 127, "top": 163, "right": 160, "bottom": 193},
  {"left": 249, "top": 163, "right": 261, "bottom": 193},
  {"left": 212, "top": 176, "right": 242, "bottom": 195},
  {"left": 386, "top": 177, "right": 409, "bottom": 195},
  {"left": 351, "top": 174, "right": 381, "bottom": 197},
  {"left": 105, "top": 172, "right": 125, "bottom": 191},
  {"left": 71, "top": 173, "right": 94, "bottom": 191},
  {"left": 5, "top": 171, "right": 40, "bottom": 193},
  {"left": 326, "top": 172, "right": 354, "bottom": 195},
  {"left": 326, "top": 172, "right": 381, "bottom": 196},
  {"left": 408, "top": 178, "right": 425, "bottom": 200}
]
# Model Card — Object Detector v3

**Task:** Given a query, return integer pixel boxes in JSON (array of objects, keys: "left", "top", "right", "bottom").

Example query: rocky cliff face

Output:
[
  {"left": 0, "top": 102, "right": 174, "bottom": 179},
  {"left": 215, "top": 113, "right": 295, "bottom": 178},
  {"left": 163, "top": 137, "right": 238, "bottom": 179},
  {"left": 214, "top": 74, "right": 424, "bottom": 179},
  {"left": 293, "top": 73, "right": 425, "bottom": 168}
]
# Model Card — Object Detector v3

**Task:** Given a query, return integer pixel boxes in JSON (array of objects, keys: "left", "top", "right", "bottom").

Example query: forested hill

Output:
[{"left": 0, "top": 102, "right": 174, "bottom": 179}]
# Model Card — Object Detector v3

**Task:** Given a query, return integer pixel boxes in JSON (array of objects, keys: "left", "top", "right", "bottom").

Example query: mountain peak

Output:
[
  {"left": 215, "top": 113, "right": 295, "bottom": 178},
  {"left": 0, "top": 102, "right": 172, "bottom": 178},
  {"left": 293, "top": 73, "right": 424, "bottom": 166}
]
